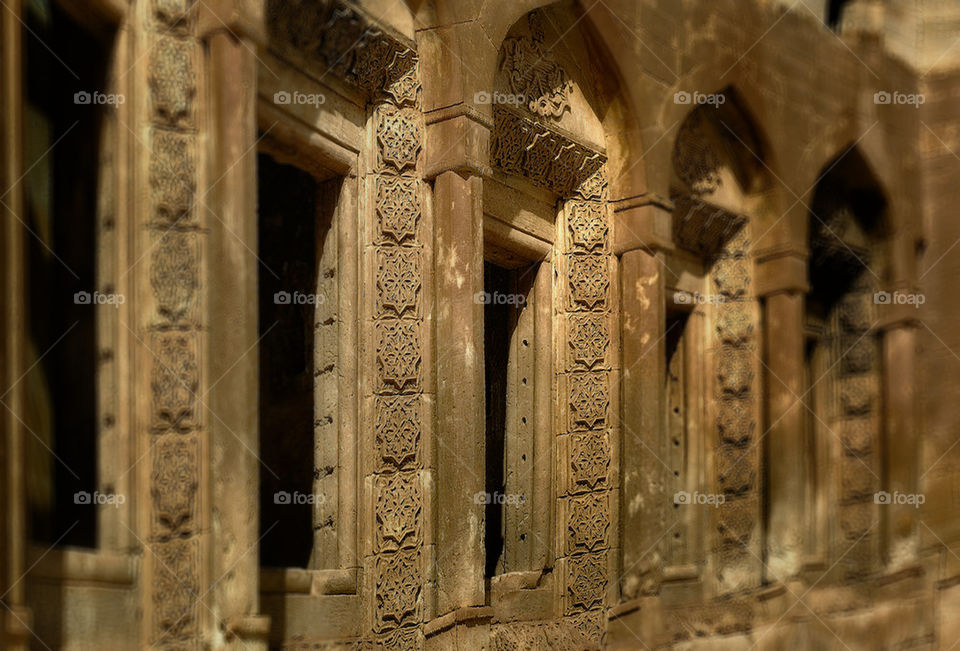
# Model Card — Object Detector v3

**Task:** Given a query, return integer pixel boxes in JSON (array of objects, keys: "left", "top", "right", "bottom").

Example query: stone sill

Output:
[
  {"left": 259, "top": 567, "right": 357, "bottom": 595},
  {"left": 26, "top": 546, "right": 136, "bottom": 586}
]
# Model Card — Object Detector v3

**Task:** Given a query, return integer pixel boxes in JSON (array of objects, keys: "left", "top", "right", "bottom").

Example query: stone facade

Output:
[{"left": 2, "top": 0, "right": 960, "bottom": 649}]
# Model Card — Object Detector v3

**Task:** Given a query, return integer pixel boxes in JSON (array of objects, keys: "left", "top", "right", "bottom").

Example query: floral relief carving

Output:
[
  {"left": 151, "top": 436, "right": 199, "bottom": 536},
  {"left": 377, "top": 248, "right": 421, "bottom": 318},
  {"left": 568, "top": 313, "right": 609, "bottom": 370},
  {"left": 716, "top": 302, "right": 754, "bottom": 347},
  {"left": 152, "top": 538, "right": 199, "bottom": 643},
  {"left": 375, "top": 472, "right": 422, "bottom": 552},
  {"left": 376, "top": 320, "right": 421, "bottom": 393},
  {"left": 673, "top": 108, "right": 722, "bottom": 195},
  {"left": 375, "top": 176, "right": 420, "bottom": 245},
  {"left": 151, "top": 333, "right": 199, "bottom": 432},
  {"left": 568, "top": 255, "right": 609, "bottom": 311},
  {"left": 717, "top": 399, "right": 754, "bottom": 447},
  {"left": 151, "top": 130, "right": 196, "bottom": 223},
  {"left": 150, "top": 232, "right": 198, "bottom": 323},
  {"left": 377, "top": 105, "right": 421, "bottom": 172},
  {"left": 376, "top": 396, "right": 421, "bottom": 471},
  {"left": 149, "top": 36, "right": 195, "bottom": 127},
  {"left": 569, "top": 372, "right": 609, "bottom": 431},
  {"left": 499, "top": 12, "right": 573, "bottom": 119},
  {"left": 375, "top": 549, "right": 421, "bottom": 630},
  {"left": 490, "top": 107, "right": 605, "bottom": 197}
]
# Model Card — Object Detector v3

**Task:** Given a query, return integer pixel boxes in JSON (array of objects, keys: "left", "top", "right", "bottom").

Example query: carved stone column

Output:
[
  {"left": 619, "top": 246, "right": 665, "bottom": 600},
  {"left": 762, "top": 290, "right": 806, "bottom": 580},
  {"left": 432, "top": 170, "right": 486, "bottom": 616},
  {"left": 201, "top": 1, "right": 269, "bottom": 646}
]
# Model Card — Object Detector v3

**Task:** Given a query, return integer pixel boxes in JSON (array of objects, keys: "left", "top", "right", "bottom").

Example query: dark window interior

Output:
[
  {"left": 827, "top": 0, "right": 851, "bottom": 29},
  {"left": 24, "top": 0, "right": 110, "bottom": 547},
  {"left": 484, "top": 261, "right": 512, "bottom": 578},
  {"left": 258, "top": 153, "right": 318, "bottom": 568}
]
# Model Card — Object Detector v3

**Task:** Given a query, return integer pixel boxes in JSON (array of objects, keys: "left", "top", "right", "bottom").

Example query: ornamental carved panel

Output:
[
  {"left": 375, "top": 176, "right": 420, "bottom": 245},
  {"left": 375, "top": 396, "right": 421, "bottom": 471},
  {"left": 568, "top": 432, "right": 610, "bottom": 494},
  {"left": 566, "top": 492, "right": 610, "bottom": 554},
  {"left": 376, "top": 105, "right": 421, "bottom": 172},
  {"left": 151, "top": 130, "right": 196, "bottom": 223},
  {"left": 376, "top": 320, "right": 421, "bottom": 393},
  {"left": 567, "top": 313, "right": 610, "bottom": 371},
  {"left": 374, "top": 549, "right": 421, "bottom": 631},
  {"left": 565, "top": 552, "right": 607, "bottom": 614},
  {"left": 499, "top": 12, "right": 573, "bottom": 119},
  {"left": 152, "top": 537, "right": 199, "bottom": 644},
  {"left": 673, "top": 108, "right": 722, "bottom": 195},
  {"left": 150, "top": 232, "right": 198, "bottom": 324},
  {"left": 151, "top": 333, "right": 199, "bottom": 432},
  {"left": 151, "top": 435, "right": 199, "bottom": 537},
  {"left": 375, "top": 472, "right": 422, "bottom": 552},
  {"left": 376, "top": 248, "right": 422, "bottom": 318},
  {"left": 149, "top": 36, "right": 195, "bottom": 127},
  {"left": 567, "top": 255, "right": 609, "bottom": 312},
  {"left": 568, "top": 372, "right": 609, "bottom": 431},
  {"left": 567, "top": 201, "right": 609, "bottom": 253}
]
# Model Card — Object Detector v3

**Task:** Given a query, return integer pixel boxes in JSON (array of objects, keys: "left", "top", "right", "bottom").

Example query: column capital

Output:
[
  {"left": 755, "top": 244, "right": 809, "bottom": 297},
  {"left": 424, "top": 105, "right": 492, "bottom": 181},
  {"left": 613, "top": 194, "right": 675, "bottom": 255}
]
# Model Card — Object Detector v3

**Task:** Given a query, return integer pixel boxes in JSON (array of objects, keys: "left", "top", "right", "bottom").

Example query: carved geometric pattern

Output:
[
  {"left": 149, "top": 36, "right": 195, "bottom": 127},
  {"left": 491, "top": 107, "right": 606, "bottom": 197},
  {"left": 716, "top": 495, "right": 757, "bottom": 549},
  {"left": 569, "top": 373, "right": 609, "bottom": 431},
  {"left": 569, "top": 433, "right": 610, "bottom": 493},
  {"left": 151, "top": 333, "right": 199, "bottom": 432},
  {"left": 566, "top": 552, "right": 607, "bottom": 614},
  {"left": 377, "top": 105, "right": 421, "bottom": 172},
  {"left": 376, "top": 320, "right": 421, "bottom": 393},
  {"left": 376, "top": 248, "right": 422, "bottom": 318},
  {"left": 151, "top": 435, "right": 199, "bottom": 537},
  {"left": 375, "top": 396, "right": 421, "bottom": 471},
  {"left": 576, "top": 165, "right": 608, "bottom": 201},
  {"left": 840, "top": 376, "right": 874, "bottom": 416},
  {"left": 716, "top": 302, "right": 754, "bottom": 347},
  {"left": 150, "top": 232, "right": 198, "bottom": 323},
  {"left": 499, "top": 12, "right": 573, "bottom": 118},
  {"left": 567, "top": 255, "right": 609, "bottom": 312},
  {"left": 567, "top": 493, "right": 610, "bottom": 554},
  {"left": 713, "top": 256, "right": 750, "bottom": 299},
  {"left": 375, "top": 549, "right": 421, "bottom": 631},
  {"left": 568, "top": 313, "right": 609, "bottom": 371},
  {"left": 673, "top": 108, "right": 722, "bottom": 195},
  {"left": 842, "top": 416, "right": 876, "bottom": 456},
  {"left": 267, "top": 0, "right": 420, "bottom": 104},
  {"left": 153, "top": 0, "right": 192, "bottom": 27},
  {"left": 839, "top": 335, "right": 876, "bottom": 375},
  {"left": 717, "top": 399, "right": 754, "bottom": 447},
  {"left": 152, "top": 538, "right": 199, "bottom": 643},
  {"left": 567, "top": 201, "right": 609, "bottom": 253},
  {"left": 672, "top": 195, "right": 749, "bottom": 257},
  {"left": 375, "top": 472, "right": 422, "bottom": 553},
  {"left": 717, "top": 448, "right": 755, "bottom": 497},
  {"left": 717, "top": 349, "right": 754, "bottom": 399},
  {"left": 151, "top": 130, "right": 196, "bottom": 223},
  {"left": 375, "top": 176, "right": 420, "bottom": 245}
]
